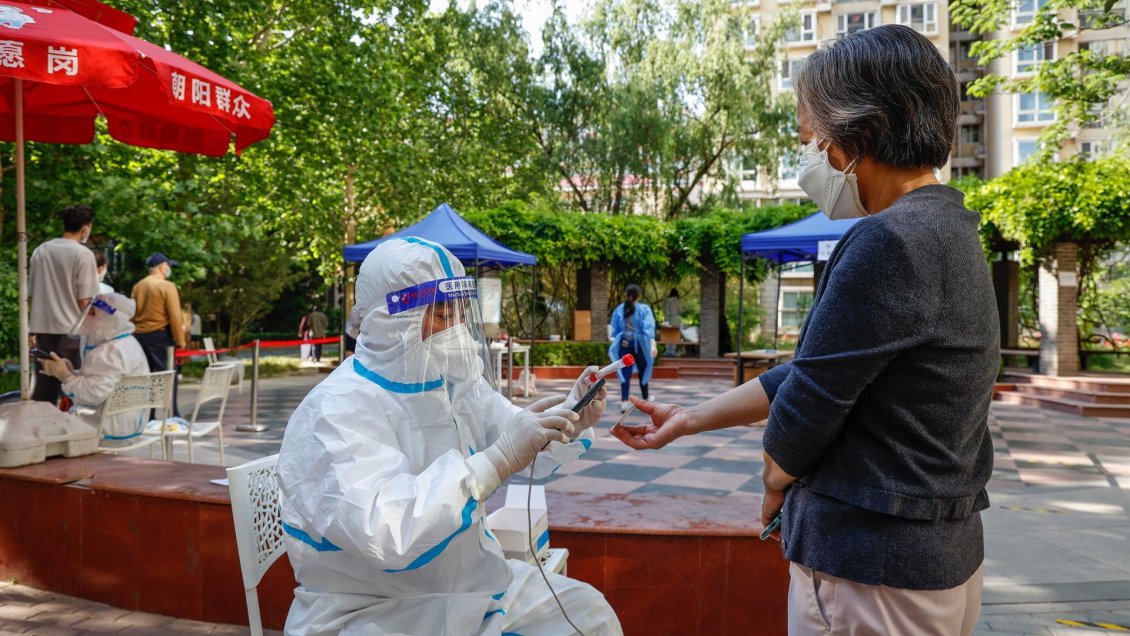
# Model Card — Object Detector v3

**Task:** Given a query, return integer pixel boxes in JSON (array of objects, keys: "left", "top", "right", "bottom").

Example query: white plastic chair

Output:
[
  {"left": 154, "top": 364, "right": 235, "bottom": 465},
  {"left": 203, "top": 336, "right": 245, "bottom": 394},
  {"left": 227, "top": 454, "right": 286, "bottom": 636},
  {"left": 96, "top": 370, "right": 175, "bottom": 460}
]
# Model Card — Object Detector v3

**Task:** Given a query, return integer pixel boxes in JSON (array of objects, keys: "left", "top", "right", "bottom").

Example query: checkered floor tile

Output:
[{"left": 507, "top": 379, "right": 1130, "bottom": 496}]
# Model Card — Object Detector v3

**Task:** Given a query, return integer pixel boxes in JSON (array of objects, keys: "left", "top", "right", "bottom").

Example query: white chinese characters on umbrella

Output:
[{"left": 170, "top": 70, "right": 252, "bottom": 119}]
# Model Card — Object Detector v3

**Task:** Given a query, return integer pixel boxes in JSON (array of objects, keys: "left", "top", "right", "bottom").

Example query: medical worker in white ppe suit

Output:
[
  {"left": 276, "top": 237, "right": 623, "bottom": 636},
  {"left": 39, "top": 293, "right": 149, "bottom": 441}
]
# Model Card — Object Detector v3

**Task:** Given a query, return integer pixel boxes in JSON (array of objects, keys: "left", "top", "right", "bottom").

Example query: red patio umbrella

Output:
[
  {"left": 27, "top": 0, "right": 138, "bottom": 34},
  {"left": 0, "top": 0, "right": 275, "bottom": 399}
]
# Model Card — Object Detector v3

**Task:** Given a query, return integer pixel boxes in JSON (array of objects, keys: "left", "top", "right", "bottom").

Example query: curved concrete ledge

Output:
[{"left": 0, "top": 455, "right": 788, "bottom": 635}]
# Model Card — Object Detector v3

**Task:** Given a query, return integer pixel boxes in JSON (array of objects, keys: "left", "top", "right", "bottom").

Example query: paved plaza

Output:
[{"left": 2, "top": 365, "right": 1130, "bottom": 634}]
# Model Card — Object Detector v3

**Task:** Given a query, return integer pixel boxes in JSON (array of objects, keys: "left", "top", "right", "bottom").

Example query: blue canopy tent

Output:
[
  {"left": 735, "top": 212, "right": 863, "bottom": 373},
  {"left": 342, "top": 204, "right": 537, "bottom": 394},
  {"left": 343, "top": 203, "right": 536, "bottom": 268},
  {"left": 740, "top": 211, "right": 863, "bottom": 264}
]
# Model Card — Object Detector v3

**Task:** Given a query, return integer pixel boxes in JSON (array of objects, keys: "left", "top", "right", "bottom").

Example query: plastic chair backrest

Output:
[
  {"left": 98, "top": 370, "right": 175, "bottom": 438},
  {"left": 190, "top": 364, "right": 234, "bottom": 429},
  {"left": 202, "top": 337, "right": 218, "bottom": 365},
  {"left": 226, "top": 454, "right": 285, "bottom": 636}
]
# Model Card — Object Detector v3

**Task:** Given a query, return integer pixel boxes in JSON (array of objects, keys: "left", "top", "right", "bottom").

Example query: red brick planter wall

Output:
[{"left": 0, "top": 456, "right": 787, "bottom": 635}]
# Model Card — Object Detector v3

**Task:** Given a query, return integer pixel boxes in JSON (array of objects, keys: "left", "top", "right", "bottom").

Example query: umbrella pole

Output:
[{"left": 15, "top": 78, "right": 29, "bottom": 400}]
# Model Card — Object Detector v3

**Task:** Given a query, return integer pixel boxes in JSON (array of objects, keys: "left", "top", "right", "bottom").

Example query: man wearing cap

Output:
[{"left": 131, "top": 253, "right": 185, "bottom": 415}]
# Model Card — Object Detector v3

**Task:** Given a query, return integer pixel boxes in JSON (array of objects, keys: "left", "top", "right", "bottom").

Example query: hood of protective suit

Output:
[
  {"left": 349, "top": 237, "right": 490, "bottom": 390},
  {"left": 80, "top": 293, "right": 136, "bottom": 346}
]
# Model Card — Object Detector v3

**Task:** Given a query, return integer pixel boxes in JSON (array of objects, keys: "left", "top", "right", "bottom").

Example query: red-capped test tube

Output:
[{"left": 589, "top": 354, "right": 635, "bottom": 384}]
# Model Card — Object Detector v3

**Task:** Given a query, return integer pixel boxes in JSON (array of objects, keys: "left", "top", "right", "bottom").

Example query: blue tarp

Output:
[
  {"left": 343, "top": 203, "right": 537, "bottom": 268},
  {"left": 740, "top": 212, "right": 863, "bottom": 263}
]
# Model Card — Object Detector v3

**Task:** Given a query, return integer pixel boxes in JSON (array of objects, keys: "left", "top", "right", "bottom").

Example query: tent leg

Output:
[
  {"left": 773, "top": 260, "right": 781, "bottom": 350},
  {"left": 530, "top": 264, "right": 537, "bottom": 357},
  {"left": 737, "top": 258, "right": 745, "bottom": 385}
]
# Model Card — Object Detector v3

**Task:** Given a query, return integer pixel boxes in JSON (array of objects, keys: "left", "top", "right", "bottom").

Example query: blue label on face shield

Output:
[
  {"left": 90, "top": 298, "right": 116, "bottom": 315},
  {"left": 386, "top": 276, "right": 477, "bottom": 315}
]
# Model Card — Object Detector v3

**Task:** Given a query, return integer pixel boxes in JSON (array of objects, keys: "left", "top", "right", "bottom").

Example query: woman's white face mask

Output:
[{"left": 797, "top": 139, "right": 868, "bottom": 220}]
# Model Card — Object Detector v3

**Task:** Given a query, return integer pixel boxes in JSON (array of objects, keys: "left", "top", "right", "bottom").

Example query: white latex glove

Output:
[
  {"left": 40, "top": 353, "right": 74, "bottom": 382},
  {"left": 563, "top": 365, "right": 607, "bottom": 435},
  {"left": 482, "top": 399, "right": 577, "bottom": 483}
]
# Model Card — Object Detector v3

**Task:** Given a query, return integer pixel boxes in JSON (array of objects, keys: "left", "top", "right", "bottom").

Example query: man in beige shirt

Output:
[
  {"left": 28, "top": 205, "right": 101, "bottom": 403},
  {"left": 131, "top": 253, "right": 185, "bottom": 415}
]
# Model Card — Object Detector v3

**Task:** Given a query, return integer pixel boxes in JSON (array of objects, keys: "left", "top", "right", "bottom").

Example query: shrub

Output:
[{"left": 528, "top": 342, "right": 610, "bottom": 367}]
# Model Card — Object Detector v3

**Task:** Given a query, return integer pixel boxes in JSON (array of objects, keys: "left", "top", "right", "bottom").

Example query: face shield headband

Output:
[
  {"left": 90, "top": 297, "right": 117, "bottom": 315},
  {"left": 386, "top": 276, "right": 478, "bottom": 315}
]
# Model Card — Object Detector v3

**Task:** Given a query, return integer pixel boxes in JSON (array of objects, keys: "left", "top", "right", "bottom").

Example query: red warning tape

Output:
[{"left": 174, "top": 337, "right": 339, "bottom": 360}]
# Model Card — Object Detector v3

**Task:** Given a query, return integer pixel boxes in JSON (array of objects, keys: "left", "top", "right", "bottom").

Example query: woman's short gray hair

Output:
[{"left": 795, "top": 24, "right": 959, "bottom": 169}]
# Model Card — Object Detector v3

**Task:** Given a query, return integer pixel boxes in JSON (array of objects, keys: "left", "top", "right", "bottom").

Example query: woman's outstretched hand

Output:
[{"left": 611, "top": 396, "right": 693, "bottom": 450}]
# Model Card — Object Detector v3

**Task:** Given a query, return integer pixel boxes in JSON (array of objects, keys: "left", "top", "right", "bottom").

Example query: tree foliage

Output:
[
  {"left": 966, "top": 156, "right": 1130, "bottom": 348},
  {"left": 464, "top": 199, "right": 813, "bottom": 335},
  {"left": 966, "top": 156, "right": 1130, "bottom": 262},
  {"left": 0, "top": 0, "right": 799, "bottom": 357},
  {"left": 951, "top": 0, "right": 1130, "bottom": 150},
  {"left": 463, "top": 0, "right": 794, "bottom": 218}
]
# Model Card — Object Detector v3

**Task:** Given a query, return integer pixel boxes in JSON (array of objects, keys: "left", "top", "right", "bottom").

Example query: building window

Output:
[
  {"left": 1080, "top": 38, "right": 1128, "bottom": 58},
  {"left": 779, "top": 58, "right": 805, "bottom": 90},
  {"left": 1015, "top": 42, "right": 1055, "bottom": 75},
  {"left": 784, "top": 11, "right": 817, "bottom": 44},
  {"left": 1013, "top": 139, "right": 1039, "bottom": 166},
  {"left": 778, "top": 150, "right": 801, "bottom": 185},
  {"left": 1015, "top": 92, "right": 1055, "bottom": 125},
  {"left": 952, "top": 166, "right": 984, "bottom": 180},
  {"left": 781, "top": 263, "right": 814, "bottom": 278},
  {"left": 896, "top": 3, "right": 937, "bottom": 34},
  {"left": 1079, "top": 140, "right": 1105, "bottom": 158},
  {"left": 1014, "top": 0, "right": 1049, "bottom": 26},
  {"left": 779, "top": 289, "right": 815, "bottom": 332},
  {"left": 738, "top": 155, "right": 759, "bottom": 182},
  {"left": 1084, "top": 101, "right": 1109, "bottom": 128},
  {"left": 745, "top": 15, "right": 761, "bottom": 49},
  {"left": 836, "top": 11, "right": 878, "bottom": 36},
  {"left": 1079, "top": 1, "right": 1126, "bottom": 28},
  {"left": 960, "top": 124, "right": 981, "bottom": 144}
]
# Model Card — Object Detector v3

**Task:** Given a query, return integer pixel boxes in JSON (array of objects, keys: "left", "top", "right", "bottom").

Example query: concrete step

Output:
[
  {"left": 1013, "top": 384, "right": 1130, "bottom": 405},
  {"left": 996, "top": 391, "right": 1130, "bottom": 418},
  {"left": 1004, "top": 373, "right": 1130, "bottom": 394}
]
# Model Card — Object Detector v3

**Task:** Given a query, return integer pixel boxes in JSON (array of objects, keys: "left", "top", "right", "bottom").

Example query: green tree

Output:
[
  {"left": 467, "top": 0, "right": 794, "bottom": 218},
  {"left": 966, "top": 156, "right": 1130, "bottom": 348},
  {"left": 189, "top": 232, "right": 303, "bottom": 347},
  {"left": 951, "top": 0, "right": 1130, "bottom": 150}
]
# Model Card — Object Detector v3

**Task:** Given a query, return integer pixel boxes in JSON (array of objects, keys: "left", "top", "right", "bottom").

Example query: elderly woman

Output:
[{"left": 614, "top": 24, "right": 998, "bottom": 635}]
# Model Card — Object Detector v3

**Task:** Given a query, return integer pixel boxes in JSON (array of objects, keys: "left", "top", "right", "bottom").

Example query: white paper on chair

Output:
[{"left": 210, "top": 478, "right": 229, "bottom": 487}]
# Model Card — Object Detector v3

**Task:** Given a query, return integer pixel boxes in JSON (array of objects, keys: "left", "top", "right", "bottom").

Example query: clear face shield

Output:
[
  {"left": 67, "top": 297, "right": 115, "bottom": 338},
  {"left": 386, "top": 275, "right": 497, "bottom": 394}
]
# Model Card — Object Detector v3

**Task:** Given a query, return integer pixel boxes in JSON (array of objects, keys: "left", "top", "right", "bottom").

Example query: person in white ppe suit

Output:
[
  {"left": 40, "top": 293, "right": 149, "bottom": 441},
  {"left": 276, "top": 237, "right": 623, "bottom": 636}
]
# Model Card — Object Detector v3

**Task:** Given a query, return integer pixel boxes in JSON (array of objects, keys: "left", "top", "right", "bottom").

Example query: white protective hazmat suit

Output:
[
  {"left": 276, "top": 237, "right": 623, "bottom": 636},
  {"left": 57, "top": 293, "right": 149, "bottom": 439}
]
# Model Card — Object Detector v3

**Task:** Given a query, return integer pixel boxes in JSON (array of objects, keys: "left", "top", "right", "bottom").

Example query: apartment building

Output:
[
  {"left": 736, "top": 0, "right": 1127, "bottom": 205},
  {"left": 738, "top": 0, "right": 1127, "bottom": 340}
]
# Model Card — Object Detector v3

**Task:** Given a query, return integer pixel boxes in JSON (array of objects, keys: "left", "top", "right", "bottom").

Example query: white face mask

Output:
[
  {"left": 425, "top": 323, "right": 484, "bottom": 386},
  {"left": 797, "top": 139, "right": 868, "bottom": 220}
]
